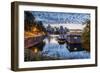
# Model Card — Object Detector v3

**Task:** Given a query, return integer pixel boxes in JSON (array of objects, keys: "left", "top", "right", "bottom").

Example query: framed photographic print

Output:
[{"left": 11, "top": 1, "right": 97, "bottom": 71}]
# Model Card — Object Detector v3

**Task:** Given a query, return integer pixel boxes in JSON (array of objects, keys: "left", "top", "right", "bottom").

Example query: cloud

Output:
[{"left": 31, "top": 11, "right": 90, "bottom": 24}]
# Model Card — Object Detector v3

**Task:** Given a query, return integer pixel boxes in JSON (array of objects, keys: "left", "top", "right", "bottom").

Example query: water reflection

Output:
[
  {"left": 42, "top": 35, "right": 71, "bottom": 59},
  {"left": 25, "top": 35, "right": 90, "bottom": 61},
  {"left": 42, "top": 35, "right": 90, "bottom": 59}
]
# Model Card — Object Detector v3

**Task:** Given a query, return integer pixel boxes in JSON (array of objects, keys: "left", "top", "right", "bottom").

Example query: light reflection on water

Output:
[{"left": 42, "top": 35, "right": 90, "bottom": 59}]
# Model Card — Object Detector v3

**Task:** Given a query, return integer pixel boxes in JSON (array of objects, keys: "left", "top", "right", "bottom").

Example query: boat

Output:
[
  {"left": 57, "top": 35, "right": 66, "bottom": 45},
  {"left": 66, "top": 34, "right": 83, "bottom": 51}
]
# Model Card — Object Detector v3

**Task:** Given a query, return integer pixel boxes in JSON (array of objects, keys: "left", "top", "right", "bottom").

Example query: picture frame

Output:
[{"left": 11, "top": 1, "right": 97, "bottom": 71}]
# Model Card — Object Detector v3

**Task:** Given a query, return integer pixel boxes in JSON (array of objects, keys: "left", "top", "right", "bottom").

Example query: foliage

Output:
[
  {"left": 24, "top": 11, "right": 46, "bottom": 32},
  {"left": 82, "top": 20, "right": 90, "bottom": 52}
]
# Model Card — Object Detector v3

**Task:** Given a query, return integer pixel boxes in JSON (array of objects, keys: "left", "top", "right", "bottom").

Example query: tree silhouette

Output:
[
  {"left": 24, "top": 11, "right": 46, "bottom": 33},
  {"left": 24, "top": 11, "right": 35, "bottom": 31},
  {"left": 82, "top": 19, "right": 90, "bottom": 52}
]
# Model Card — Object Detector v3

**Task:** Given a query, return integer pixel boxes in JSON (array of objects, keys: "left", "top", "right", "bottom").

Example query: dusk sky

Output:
[{"left": 31, "top": 11, "right": 90, "bottom": 24}]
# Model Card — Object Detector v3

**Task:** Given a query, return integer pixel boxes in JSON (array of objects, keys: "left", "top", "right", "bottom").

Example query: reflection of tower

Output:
[{"left": 48, "top": 35, "right": 51, "bottom": 43}]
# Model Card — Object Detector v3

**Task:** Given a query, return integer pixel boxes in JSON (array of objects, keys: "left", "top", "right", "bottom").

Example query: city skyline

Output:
[{"left": 44, "top": 23, "right": 85, "bottom": 30}]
